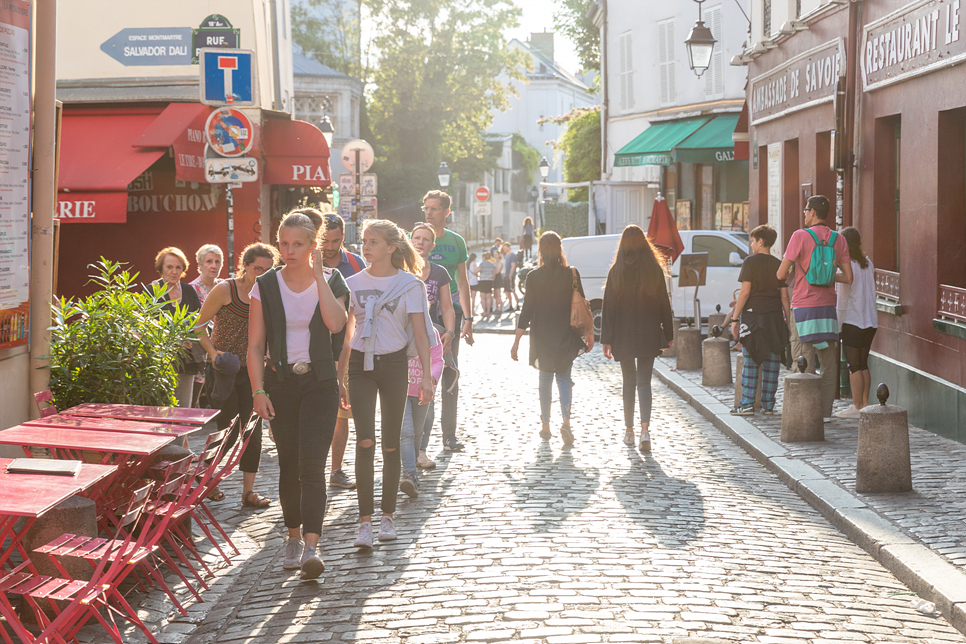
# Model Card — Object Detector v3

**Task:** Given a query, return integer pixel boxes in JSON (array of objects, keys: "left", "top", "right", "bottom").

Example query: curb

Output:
[{"left": 652, "top": 360, "right": 966, "bottom": 634}]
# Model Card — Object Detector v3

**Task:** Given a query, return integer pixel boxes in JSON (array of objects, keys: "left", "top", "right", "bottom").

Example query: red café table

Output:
[
  {"left": 59, "top": 404, "right": 220, "bottom": 427},
  {"left": 23, "top": 414, "right": 203, "bottom": 439},
  {"left": 0, "top": 458, "right": 116, "bottom": 572}
]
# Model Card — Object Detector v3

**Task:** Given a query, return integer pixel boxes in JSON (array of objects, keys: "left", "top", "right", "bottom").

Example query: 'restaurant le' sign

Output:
[
  {"left": 750, "top": 39, "right": 845, "bottom": 125},
  {"left": 862, "top": 0, "right": 964, "bottom": 91}
]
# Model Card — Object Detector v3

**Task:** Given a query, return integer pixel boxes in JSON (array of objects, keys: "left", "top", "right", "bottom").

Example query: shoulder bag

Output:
[{"left": 570, "top": 268, "right": 594, "bottom": 341}]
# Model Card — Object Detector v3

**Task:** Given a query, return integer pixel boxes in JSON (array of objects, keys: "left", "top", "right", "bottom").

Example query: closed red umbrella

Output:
[{"left": 647, "top": 195, "right": 684, "bottom": 263}]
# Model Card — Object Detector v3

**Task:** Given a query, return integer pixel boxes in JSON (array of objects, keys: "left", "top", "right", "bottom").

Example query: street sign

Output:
[
  {"left": 338, "top": 203, "right": 351, "bottom": 219},
  {"left": 100, "top": 27, "right": 192, "bottom": 66},
  {"left": 341, "top": 140, "right": 374, "bottom": 173},
  {"left": 199, "top": 48, "right": 255, "bottom": 106},
  {"left": 359, "top": 197, "right": 378, "bottom": 212},
  {"left": 205, "top": 157, "right": 258, "bottom": 183},
  {"left": 360, "top": 173, "right": 377, "bottom": 197},
  {"left": 474, "top": 201, "right": 492, "bottom": 218},
  {"left": 475, "top": 186, "right": 490, "bottom": 202},
  {"left": 338, "top": 174, "right": 354, "bottom": 195},
  {"left": 205, "top": 107, "right": 254, "bottom": 157},
  {"left": 192, "top": 14, "right": 240, "bottom": 64}
]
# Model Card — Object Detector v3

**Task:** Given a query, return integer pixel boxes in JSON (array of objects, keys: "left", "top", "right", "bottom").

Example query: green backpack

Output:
[{"left": 804, "top": 228, "right": 838, "bottom": 287}]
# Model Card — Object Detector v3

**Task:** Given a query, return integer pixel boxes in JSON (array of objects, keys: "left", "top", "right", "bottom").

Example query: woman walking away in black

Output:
[
  {"left": 248, "top": 209, "right": 349, "bottom": 580},
  {"left": 343, "top": 219, "right": 435, "bottom": 549},
  {"left": 600, "top": 225, "right": 673, "bottom": 453},
  {"left": 194, "top": 242, "right": 280, "bottom": 507},
  {"left": 511, "top": 231, "right": 593, "bottom": 447}
]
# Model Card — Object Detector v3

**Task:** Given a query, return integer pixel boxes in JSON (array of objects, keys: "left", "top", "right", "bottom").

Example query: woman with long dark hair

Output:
[
  {"left": 834, "top": 227, "right": 878, "bottom": 418},
  {"left": 600, "top": 225, "right": 673, "bottom": 452},
  {"left": 511, "top": 231, "right": 593, "bottom": 446}
]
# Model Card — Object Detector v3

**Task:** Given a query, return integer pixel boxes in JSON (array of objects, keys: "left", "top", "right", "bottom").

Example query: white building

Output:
[
  {"left": 471, "top": 33, "right": 597, "bottom": 243},
  {"left": 591, "top": 0, "right": 750, "bottom": 233}
]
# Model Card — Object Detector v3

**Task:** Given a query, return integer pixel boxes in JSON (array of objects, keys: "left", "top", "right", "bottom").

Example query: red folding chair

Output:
[
  {"left": 32, "top": 391, "right": 57, "bottom": 419},
  {"left": 0, "top": 482, "right": 159, "bottom": 644}
]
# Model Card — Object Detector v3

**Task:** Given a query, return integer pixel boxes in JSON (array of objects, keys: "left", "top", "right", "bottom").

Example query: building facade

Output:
[
  {"left": 592, "top": 0, "right": 750, "bottom": 234},
  {"left": 741, "top": 0, "right": 966, "bottom": 442}
]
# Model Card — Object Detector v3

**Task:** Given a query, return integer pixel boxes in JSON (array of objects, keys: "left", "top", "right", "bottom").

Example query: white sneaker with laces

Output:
[
  {"left": 416, "top": 452, "right": 436, "bottom": 469},
  {"left": 299, "top": 545, "right": 325, "bottom": 580},
  {"left": 834, "top": 405, "right": 862, "bottom": 419},
  {"left": 283, "top": 538, "right": 303, "bottom": 570},
  {"left": 354, "top": 521, "right": 373, "bottom": 549},
  {"left": 378, "top": 515, "right": 397, "bottom": 541}
]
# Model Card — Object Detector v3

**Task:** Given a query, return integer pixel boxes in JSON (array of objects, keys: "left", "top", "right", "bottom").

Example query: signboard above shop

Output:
[
  {"left": 750, "top": 39, "right": 845, "bottom": 125},
  {"left": 862, "top": 0, "right": 964, "bottom": 91}
]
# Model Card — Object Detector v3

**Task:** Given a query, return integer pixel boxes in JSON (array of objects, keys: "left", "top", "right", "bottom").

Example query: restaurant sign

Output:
[
  {"left": 750, "top": 39, "right": 845, "bottom": 125},
  {"left": 862, "top": 0, "right": 963, "bottom": 91}
]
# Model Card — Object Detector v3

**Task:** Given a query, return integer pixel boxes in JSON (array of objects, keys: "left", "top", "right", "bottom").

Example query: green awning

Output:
[
  {"left": 613, "top": 116, "right": 710, "bottom": 167},
  {"left": 673, "top": 113, "right": 741, "bottom": 163}
]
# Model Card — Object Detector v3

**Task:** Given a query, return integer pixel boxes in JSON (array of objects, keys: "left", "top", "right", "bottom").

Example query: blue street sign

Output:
[
  {"left": 100, "top": 27, "right": 193, "bottom": 66},
  {"left": 199, "top": 48, "right": 255, "bottom": 106}
]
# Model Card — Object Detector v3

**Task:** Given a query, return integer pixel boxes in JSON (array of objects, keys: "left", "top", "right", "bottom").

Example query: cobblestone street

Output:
[{"left": 111, "top": 334, "right": 965, "bottom": 644}]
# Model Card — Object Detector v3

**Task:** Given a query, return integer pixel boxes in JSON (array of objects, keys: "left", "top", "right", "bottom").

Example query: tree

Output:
[
  {"left": 539, "top": 106, "right": 601, "bottom": 202},
  {"left": 365, "top": 0, "right": 528, "bottom": 208},
  {"left": 291, "top": 0, "right": 362, "bottom": 77},
  {"left": 554, "top": 0, "right": 600, "bottom": 74}
]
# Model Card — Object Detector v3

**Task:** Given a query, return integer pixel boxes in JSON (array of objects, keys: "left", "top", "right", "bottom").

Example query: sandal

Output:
[
  {"left": 242, "top": 490, "right": 272, "bottom": 508},
  {"left": 208, "top": 486, "right": 226, "bottom": 502}
]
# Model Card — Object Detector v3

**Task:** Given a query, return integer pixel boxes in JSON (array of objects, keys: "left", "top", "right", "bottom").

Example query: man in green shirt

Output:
[{"left": 423, "top": 190, "right": 473, "bottom": 453}]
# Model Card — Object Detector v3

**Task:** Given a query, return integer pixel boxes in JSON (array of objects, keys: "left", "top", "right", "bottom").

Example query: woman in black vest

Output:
[
  {"left": 600, "top": 225, "right": 673, "bottom": 453},
  {"left": 248, "top": 209, "right": 349, "bottom": 580}
]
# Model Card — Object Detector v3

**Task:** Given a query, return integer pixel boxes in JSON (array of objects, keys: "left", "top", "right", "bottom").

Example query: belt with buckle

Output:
[{"left": 289, "top": 362, "right": 312, "bottom": 375}]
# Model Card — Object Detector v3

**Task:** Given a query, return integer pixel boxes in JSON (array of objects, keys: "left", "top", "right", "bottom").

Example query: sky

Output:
[{"left": 505, "top": 0, "right": 582, "bottom": 74}]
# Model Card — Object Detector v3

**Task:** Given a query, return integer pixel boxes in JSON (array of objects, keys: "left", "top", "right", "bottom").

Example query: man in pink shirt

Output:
[{"left": 777, "top": 195, "right": 853, "bottom": 420}]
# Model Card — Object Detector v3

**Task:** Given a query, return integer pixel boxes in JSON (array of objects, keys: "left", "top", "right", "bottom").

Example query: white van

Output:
[{"left": 561, "top": 230, "right": 750, "bottom": 334}]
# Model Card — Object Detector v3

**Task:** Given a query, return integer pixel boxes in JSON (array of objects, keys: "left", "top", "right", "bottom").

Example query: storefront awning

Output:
[
  {"left": 58, "top": 107, "right": 169, "bottom": 224},
  {"left": 262, "top": 118, "right": 331, "bottom": 186},
  {"left": 673, "top": 113, "right": 741, "bottom": 163},
  {"left": 614, "top": 116, "right": 710, "bottom": 167}
]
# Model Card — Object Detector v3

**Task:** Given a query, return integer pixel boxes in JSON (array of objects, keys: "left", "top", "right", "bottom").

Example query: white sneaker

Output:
[
  {"left": 416, "top": 452, "right": 436, "bottom": 469},
  {"left": 378, "top": 515, "right": 397, "bottom": 541},
  {"left": 299, "top": 545, "right": 325, "bottom": 580},
  {"left": 354, "top": 521, "right": 373, "bottom": 549},
  {"left": 283, "top": 538, "right": 303, "bottom": 570},
  {"left": 834, "top": 405, "right": 862, "bottom": 419}
]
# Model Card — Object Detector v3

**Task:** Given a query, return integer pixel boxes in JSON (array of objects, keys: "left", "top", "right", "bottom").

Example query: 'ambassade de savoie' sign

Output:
[
  {"left": 750, "top": 39, "right": 845, "bottom": 125},
  {"left": 862, "top": 0, "right": 964, "bottom": 91}
]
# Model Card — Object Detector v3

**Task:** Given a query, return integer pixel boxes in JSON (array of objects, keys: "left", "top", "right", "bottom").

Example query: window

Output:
[
  {"left": 693, "top": 235, "right": 747, "bottom": 267},
  {"left": 657, "top": 20, "right": 676, "bottom": 105},
  {"left": 704, "top": 6, "right": 724, "bottom": 99},
  {"left": 618, "top": 31, "right": 635, "bottom": 111},
  {"left": 763, "top": 0, "right": 772, "bottom": 37},
  {"left": 937, "top": 108, "right": 966, "bottom": 288},
  {"left": 873, "top": 115, "right": 901, "bottom": 271}
]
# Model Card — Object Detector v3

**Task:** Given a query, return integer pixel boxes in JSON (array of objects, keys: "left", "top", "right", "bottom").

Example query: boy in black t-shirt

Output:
[{"left": 730, "top": 225, "right": 791, "bottom": 416}]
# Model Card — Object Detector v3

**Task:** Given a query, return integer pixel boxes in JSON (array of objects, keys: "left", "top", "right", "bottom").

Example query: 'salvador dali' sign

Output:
[{"left": 862, "top": 0, "right": 964, "bottom": 91}]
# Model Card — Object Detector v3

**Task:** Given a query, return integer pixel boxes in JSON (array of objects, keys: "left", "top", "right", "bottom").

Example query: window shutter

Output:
[
  {"left": 713, "top": 7, "right": 724, "bottom": 96},
  {"left": 619, "top": 32, "right": 628, "bottom": 110},
  {"left": 658, "top": 22, "right": 668, "bottom": 105},
  {"left": 625, "top": 33, "right": 634, "bottom": 110},
  {"left": 666, "top": 20, "right": 676, "bottom": 104}
]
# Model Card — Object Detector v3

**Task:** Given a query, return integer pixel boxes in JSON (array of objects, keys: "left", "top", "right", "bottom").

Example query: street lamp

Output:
[
  {"left": 318, "top": 116, "right": 334, "bottom": 148},
  {"left": 539, "top": 157, "right": 550, "bottom": 181},
  {"left": 437, "top": 161, "right": 451, "bottom": 188},
  {"left": 685, "top": 0, "right": 717, "bottom": 78}
]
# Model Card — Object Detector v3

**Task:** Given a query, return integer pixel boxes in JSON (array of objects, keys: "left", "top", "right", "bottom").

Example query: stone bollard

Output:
[
  {"left": 702, "top": 327, "right": 732, "bottom": 386},
  {"left": 733, "top": 353, "right": 763, "bottom": 411},
  {"left": 676, "top": 327, "right": 703, "bottom": 370},
  {"left": 23, "top": 495, "right": 97, "bottom": 623},
  {"left": 781, "top": 356, "right": 824, "bottom": 442},
  {"left": 856, "top": 384, "right": 912, "bottom": 494}
]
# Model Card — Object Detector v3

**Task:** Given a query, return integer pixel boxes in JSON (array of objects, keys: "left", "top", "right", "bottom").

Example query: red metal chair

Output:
[
  {"left": 0, "top": 482, "right": 160, "bottom": 644},
  {"left": 32, "top": 391, "right": 58, "bottom": 419}
]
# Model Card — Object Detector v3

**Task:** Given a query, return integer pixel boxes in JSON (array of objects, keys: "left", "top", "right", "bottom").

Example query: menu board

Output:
[{"left": 0, "top": 0, "right": 31, "bottom": 351}]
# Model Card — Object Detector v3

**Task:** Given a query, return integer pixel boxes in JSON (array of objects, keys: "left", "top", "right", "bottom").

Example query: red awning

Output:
[
  {"left": 733, "top": 101, "right": 749, "bottom": 161},
  {"left": 262, "top": 118, "right": 331, "bottom": 186}
]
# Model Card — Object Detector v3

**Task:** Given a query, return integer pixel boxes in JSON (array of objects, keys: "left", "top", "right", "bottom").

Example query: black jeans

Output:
[
  {"left": 215, "top": 368, "right": 260, "bottom": 473},
  {"left": 620, "top": 356, "right": 655, "bottom": 428},
  {"left": 348, "top": 348, "right": 409, "bottom": 517},
  {"left": 265, "top": 371, "right": 338, "bottom": 535}
]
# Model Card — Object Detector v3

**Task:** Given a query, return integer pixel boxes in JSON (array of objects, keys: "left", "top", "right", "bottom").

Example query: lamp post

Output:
[
  {"left": 437, "top": 161, "right": 451, "bottom": 188},
  {"left": 538, "top": 157, "right": 550, "bottom": 230},
  {"left": 318, "top": 116, "right": 335, "bottom": 148},
  {"left": 685, "top": 0, "right": 717, "bottom": 78}
]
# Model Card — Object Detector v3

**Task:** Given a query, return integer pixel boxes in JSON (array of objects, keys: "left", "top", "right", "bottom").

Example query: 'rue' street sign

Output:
[
  {"left": 199, "top": 48, "right": 255, "bottom": 106},
  {"left": 192, "top": 14, "right": 240, "bottom": 64},
  {"left": 100, "top": 27, "right": 192, "bottom": 66}
]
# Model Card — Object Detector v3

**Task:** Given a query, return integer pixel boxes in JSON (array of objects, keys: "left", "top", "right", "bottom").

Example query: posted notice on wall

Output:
[{"left": 0, "top": 0, "right": 31, "bottom": 351}]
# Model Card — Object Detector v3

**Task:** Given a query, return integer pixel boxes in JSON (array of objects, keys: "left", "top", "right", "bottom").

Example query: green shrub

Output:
[{"left": 45, "top": 259, "right": 199, "bottom": 408}]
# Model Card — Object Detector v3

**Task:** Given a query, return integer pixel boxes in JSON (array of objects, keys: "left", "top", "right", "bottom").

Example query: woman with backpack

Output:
[
  {"left": 834, "top": 227, "right": 877, "bottom": 418},
  {"left": 510, "top": 231, "right": 593, "bottom": 446},
  {"left": 248, "top": 209, "right": 349, "bottom": 580},
  {"left": 600, "top": 225, "right": 674, "bottom": 452}
]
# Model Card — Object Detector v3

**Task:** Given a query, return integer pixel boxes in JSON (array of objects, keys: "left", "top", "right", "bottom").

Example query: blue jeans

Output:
[
  {"left": 419, "top": 400, "right": 434, "bottom": 452},
  {"left": 538, "top": 366, "right": 573, "bottom": 425},
  {"left": 400, "top": 396, "right": 431, "bottom": 483}
]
